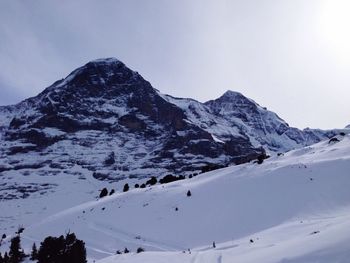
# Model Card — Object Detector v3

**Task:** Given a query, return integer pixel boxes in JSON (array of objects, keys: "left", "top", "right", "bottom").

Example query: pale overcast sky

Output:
[{"left": 0, "top": 0, "right": 349, "bottom": 129}]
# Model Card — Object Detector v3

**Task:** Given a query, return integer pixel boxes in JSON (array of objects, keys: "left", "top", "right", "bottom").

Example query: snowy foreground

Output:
[{"left": 2, "top": 135, "right": 350, "bottom": 262}]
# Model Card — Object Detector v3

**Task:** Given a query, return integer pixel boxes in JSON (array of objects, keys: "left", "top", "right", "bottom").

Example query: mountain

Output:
[
  {"left": 0, "top": 57, "right": 345, "bottom": 183},
  {"left": 0, "top": 58, "right": 264, "bottom": 181},
  {"left": 204, "top": 90, "right": 339, "bottom": 152}
]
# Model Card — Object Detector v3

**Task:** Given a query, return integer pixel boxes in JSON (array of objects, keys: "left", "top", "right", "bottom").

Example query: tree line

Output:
[{"left": 0, "top": 232, "right": 86, "bottom": 263}]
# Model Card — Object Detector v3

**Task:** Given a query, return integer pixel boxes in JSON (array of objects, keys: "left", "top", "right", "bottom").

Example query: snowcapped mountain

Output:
[
  {"left": 0, "top": 58, "right": 265, "bottom": 181},
  {"left": 0, "top": 57, "right": 347, "bottom": 197},
  {"left": 0, "top": 57, "right": 346, "bottom": 187},
  {"left": 204, "top": 90, "right": 339, "bottom": 152}
]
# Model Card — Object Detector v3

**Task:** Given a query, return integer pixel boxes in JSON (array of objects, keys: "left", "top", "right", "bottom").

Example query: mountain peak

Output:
[
  {"left": 222, "top": 90, "right": 244, "bottom": 98},
  {"left": 88, "top": 57, "right": 123, "bottom": 64},
  {"left": 83, "top": 57, "right": 126, "bottom": 69},
  {"left": 52, "top": 57, "right": 138, "bottom": 90},
  {"left": 210, "top": 90, "right": 257, "bottom": 106}
]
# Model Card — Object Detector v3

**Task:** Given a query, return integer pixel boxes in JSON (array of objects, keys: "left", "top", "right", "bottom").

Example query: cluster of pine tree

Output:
[
  {"left": 0, "top": 233, "right": 86, "bottom": 263},
  {"left": 36, "top": 233, "right": 86, "bottom": 263}
]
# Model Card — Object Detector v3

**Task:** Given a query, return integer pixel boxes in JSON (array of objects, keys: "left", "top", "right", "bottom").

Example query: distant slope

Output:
[{"left": 1, "top": 134, "right": 348, "bottom": 262}]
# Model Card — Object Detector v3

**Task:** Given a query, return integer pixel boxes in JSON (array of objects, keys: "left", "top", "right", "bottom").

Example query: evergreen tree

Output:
[
  {"left": 159, "top": 174, "right": 185, "bottom": 184},
  {"left": 136, "top": 247, "right": 144, "bottom": 253},
  {"left": 16, "top": 227, "right": 24, "bottom": 235},
  {"left": 99, "top": 188, "right": 108, "bottom": 198},
  {"left": 8, "top": 235, "right": 25, "bottom": 263},
  {"left": 37, "top": 235, "right": 65, "bottom": 263},
  {"left": 63, "top": 233, "right": 86, "bottom": 263},
  {"left": 0, "top": 252, "right": 3, "bottom": 263},
  {"left": 37, "top": 233, "right": 86, "bottom": 263},
  {"left": 123, "top": 183, "right": 129, "bottom": 192},
  {"left": 30, "top": 243, "right": 38, "bottom": 261},
  {"left": 187, "top": 190, "right": 192, "bottom": 197},
  {"left": 146, "top": 176, "right": 157, "bottom": 186}
]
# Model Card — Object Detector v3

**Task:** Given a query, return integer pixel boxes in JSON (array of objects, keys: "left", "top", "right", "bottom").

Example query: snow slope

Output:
[{"left": 1, "top": 134, "right": 349, "bottom": 262}]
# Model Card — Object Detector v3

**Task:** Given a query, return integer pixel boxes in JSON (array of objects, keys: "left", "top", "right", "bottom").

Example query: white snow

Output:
[
  {"left": 161, "top": 94, "right": 244, "bottom": 140},
  {"left": 1, "top": 135, "right": 350, "bottom": 262},
  {"left": 90, "top": 58, "right": 122, "bottom": 64}
]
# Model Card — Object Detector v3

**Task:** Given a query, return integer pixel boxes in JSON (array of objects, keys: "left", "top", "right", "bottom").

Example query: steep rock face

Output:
[
  {"left": 0, "top": 58, "right": 344, "bottom": 180},
  {"left": 8, "top": 58, "right": 186, "bottom": 133},
  {"left": 0, "top": 58, "right": 264, "bottom": 179},
  {"left": 205, "top": 91, "right": 336, "bottom": 152}
]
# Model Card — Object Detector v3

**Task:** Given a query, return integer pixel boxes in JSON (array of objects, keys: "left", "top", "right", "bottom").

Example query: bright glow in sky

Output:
[
  {"left": 0, "top": 0, "right": 349, "bottom": 129},
  {"left": 319, "top": 0, "right": 350, "bottom": 63}
]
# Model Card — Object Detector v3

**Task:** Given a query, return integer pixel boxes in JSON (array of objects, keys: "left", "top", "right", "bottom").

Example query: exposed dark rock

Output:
[
  {"left": 104, "top": 152, "right": 116, "bottom": 166},
  {"left": 9, "top": 117, "right": 26, "bottom": 129},
  {"left": 329, "top": 137, "right": 340, "bottom": 144},
  {"left": 6, "top": 129, "right": 63, "bottom": 149},
  {"left": 119, "top": 114, "right": 146, "bottom": 131},
  {"left": 0, "top": 57, "right": 335, "bottom": 181}
]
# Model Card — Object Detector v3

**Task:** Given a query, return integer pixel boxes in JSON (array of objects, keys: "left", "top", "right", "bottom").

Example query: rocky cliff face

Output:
[
  {"left": 0, "top": 58, "right": 265, "bottom": 180},
  {"left": 204, "top": 90, "right": 338, "bottom": 152},
  {"left": 0, "top": 58, "right": 344, "bottom": 180}
]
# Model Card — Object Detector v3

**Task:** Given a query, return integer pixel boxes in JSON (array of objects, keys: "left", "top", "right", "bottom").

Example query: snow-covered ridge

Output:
[
  {"left": 204, "top": 89, "right": 343, "bottom": 152},
  {"left": 0, "top": 58, "right": 268, "bottom": 181},
  {"left": 89, "top": 57, "right": 123, "bottom": 64},
  {"left": 161, "top": 94, "right": 244, "bottom": 140}
]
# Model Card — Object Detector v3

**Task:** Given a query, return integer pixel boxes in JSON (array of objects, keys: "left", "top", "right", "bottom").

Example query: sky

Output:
[{"left": 0, "top": 0, "right": 349, "bottom": 129}]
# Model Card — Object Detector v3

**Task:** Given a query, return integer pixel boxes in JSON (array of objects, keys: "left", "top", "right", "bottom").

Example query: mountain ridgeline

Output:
[{"left": 0, "top": 58, "right": 342, "bottom": 180}]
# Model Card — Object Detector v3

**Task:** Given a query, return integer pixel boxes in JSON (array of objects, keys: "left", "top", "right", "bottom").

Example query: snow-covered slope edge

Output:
[
  {"left": 3, "top": 134, "right": 348, "bottom": 262},
  {"left": 98, "top": 212, "right": 350, "bottom": 263}
]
